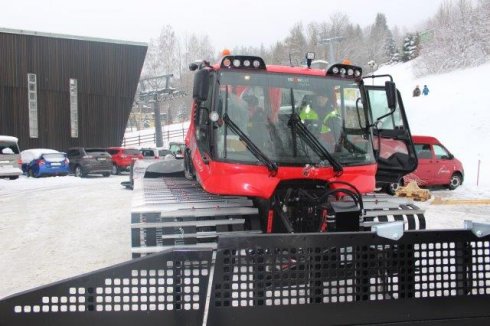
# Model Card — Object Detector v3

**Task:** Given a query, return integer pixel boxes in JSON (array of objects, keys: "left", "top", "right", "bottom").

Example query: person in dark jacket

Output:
[
  {"left": 422, "top": 85, "right": 430, "bottom": 96},
  {"left": 413, "top": 85, "right": 421, "bottom": 97}
]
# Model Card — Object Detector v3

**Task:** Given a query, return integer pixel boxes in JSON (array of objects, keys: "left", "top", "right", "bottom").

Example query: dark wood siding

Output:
[{"left": 0, "top": 30, "right": 147, "bottom": 151}]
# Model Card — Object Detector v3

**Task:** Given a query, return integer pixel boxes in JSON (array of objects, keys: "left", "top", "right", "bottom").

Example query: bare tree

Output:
[
  {"left": 269, "top": 41, "right": 290, "bottom": 65},
  {"left": 366, "top": 13, "right": 393, "bottom": 66},
  {"left": 306, "top": 22, "right": 321, "bottom": 54},
  {"left": 284, "top": 22, "right": 308, "bottom": 65},
  {"left": 417, "top": 0, "right": 487, "bottom": 76},
  {"left": 142, "top": 25, "right": 180, "bottom": 79},
  {"left": 177, "top": 33, "right": 216, "bottom": 121},
  {"left": 477, "top": 0, "right": 490, "bottom": 56}
]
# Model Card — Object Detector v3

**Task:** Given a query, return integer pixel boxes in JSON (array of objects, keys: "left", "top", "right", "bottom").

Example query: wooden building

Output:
[{"left": 0, "top": 28, "right": 147, "bottom": 151}]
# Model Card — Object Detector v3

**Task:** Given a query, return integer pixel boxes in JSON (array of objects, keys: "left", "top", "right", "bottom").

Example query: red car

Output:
[
  {"left": 389, "top": 136, "right": 464, "bottom": 193},
  {"left": 106, "top": 147, "right": 143, "bottom": 175}
]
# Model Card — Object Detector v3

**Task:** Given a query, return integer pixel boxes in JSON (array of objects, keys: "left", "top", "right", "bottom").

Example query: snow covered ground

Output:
[
  {"left": 0, "top": 175, "right": 133, "bottom": 299},
  {"left": 1, "top": 61, "right": 490, "bottom": 300}
]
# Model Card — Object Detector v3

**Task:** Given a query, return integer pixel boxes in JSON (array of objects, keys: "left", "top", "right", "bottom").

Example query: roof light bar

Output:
[
  {"left": 327, "top": 63, "right": 362, "bottom": 79},
  {"left": 220, "top": 55, "right": 266, "bottom": 70}
]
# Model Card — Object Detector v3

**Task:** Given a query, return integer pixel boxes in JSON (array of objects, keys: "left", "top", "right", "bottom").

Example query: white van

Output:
[{"left": 0, "top": 135, "right": 23, "bottom": 180}]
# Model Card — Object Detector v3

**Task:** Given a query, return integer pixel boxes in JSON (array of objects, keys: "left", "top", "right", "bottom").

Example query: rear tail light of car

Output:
[
  {"left": 17, "top": 159, "right": 22, "bottom": 167},
  {"left": 35, "top": 159, "right": 45, "bottom": 166},
  {"left": 64, "top": 158, "right": 70, "bottom": 165}
]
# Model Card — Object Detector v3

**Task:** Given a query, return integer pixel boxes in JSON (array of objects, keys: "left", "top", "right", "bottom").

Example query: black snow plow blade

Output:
[{"left": 3, "top": 225, "right": 490, "bottom": 325}]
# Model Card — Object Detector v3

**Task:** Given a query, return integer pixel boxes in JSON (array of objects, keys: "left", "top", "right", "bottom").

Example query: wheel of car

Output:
[
  {"left": 75, "top": 166, "right": 84, "bottom": 178},
  {"left": 9, "top": 176, "right": 19, "bottom": 180},
  {"left": 111, "top": 164, "right": 119, "bottom": 175},
  {"left": 448, "top": 173, "right": 462, "bottom": 190},
  {"left": 103, "top": 172, "right": 110, "bottom": 177},
  {"left": 386, "top": 178, "right": 403, "bottom": 196},
  {"left": 28, "top": 169, "right": 34, "bottom": 178}
]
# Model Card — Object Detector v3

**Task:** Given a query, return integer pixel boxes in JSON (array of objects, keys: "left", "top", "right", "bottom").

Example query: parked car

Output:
[
  {"left": 106, "top": 147, "right": 143, "bottom": 175},
  {"left": 66, "top": 147, "right": 112, "bottom": 177},
  {"left": 139, "top": 147, "right": 173, "bottom": 160},
  {"left": 20, "top": 148, "right": 69, "bottom": 177},
  {"left": 0, "top": 135, "right": 22, "bottom": 180},
  {"left": 388, "top": 135, "right": 464, "bottom": 193}
]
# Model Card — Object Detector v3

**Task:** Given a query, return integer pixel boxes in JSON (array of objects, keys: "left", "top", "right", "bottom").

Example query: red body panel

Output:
[{"left": 188, "top": 142, "right": 376, "bottom": 198}]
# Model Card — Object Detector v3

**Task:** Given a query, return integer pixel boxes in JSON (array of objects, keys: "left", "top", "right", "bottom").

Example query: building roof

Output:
[{"left": 0, "top": 27, "right": 147, "bottom": 47}]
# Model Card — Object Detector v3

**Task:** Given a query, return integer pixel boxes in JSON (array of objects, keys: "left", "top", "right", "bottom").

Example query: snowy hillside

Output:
[{"left": 376, "top": 60, "right": 490, "bottom": 188}]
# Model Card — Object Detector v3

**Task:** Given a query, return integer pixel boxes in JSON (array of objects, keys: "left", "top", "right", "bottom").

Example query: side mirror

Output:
[
  {"left": 1, "top": 147, "right": 14, "bottom": 154},
  {"left": 447, "top": 153, "right": 454, "bottom": 160},
  {"left": 385, "top": 81, "right": 397, "bottom": 109},
  {"left": 192, "top": 69, "right": 210, "bottom": 102}
]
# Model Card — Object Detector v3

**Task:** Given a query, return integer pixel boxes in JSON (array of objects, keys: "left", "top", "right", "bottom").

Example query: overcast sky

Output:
[{"left": 1, "top": 0, "right": 446, "bottom": 51}]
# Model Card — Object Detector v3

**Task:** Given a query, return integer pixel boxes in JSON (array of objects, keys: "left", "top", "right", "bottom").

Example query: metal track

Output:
[
  {"left": 131, "top": 178, "right": 426, "bottom": 257},
  {"left": 131, "top": 177, "right": 261, "bottom": 257},
  {"left": 359, "top": 193, "right": 426, "bottom": 230}
]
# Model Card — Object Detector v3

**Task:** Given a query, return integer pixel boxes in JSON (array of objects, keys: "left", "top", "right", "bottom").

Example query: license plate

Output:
[
  {"left": 51, "top": 162, "right": 61, "bottom": 166},
  {"left": 97, "top": 158, "right": 107, "bottom": 161},
  {"left": 0, "top": 165, "right": 13, "bottom": 169}
]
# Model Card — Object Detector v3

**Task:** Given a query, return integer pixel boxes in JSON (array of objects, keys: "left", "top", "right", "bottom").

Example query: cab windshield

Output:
[{"left": 213, "top": 70, "right": 375, "bottom": 166}]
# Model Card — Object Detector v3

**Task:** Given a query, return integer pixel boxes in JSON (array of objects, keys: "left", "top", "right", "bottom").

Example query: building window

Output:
[
  {"left": 70, "top": 78, "right": 78, "bottom": 138},
  {"left": 27, "top": 73, "right": 38, "bottom": 138}
]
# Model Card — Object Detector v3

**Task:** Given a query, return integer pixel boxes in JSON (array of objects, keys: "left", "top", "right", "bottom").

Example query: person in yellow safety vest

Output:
[{"left": 299, "top": 93, "right": 339, "bottom": 134}]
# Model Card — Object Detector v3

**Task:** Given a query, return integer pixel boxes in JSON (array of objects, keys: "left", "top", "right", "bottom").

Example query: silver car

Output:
[{"left": 0, "top": 135, "right": 22, "bottom": 180}]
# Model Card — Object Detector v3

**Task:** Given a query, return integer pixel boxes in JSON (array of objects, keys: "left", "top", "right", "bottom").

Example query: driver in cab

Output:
[{"left": 299, "top": 91, "right": 341, "bottom": 148}]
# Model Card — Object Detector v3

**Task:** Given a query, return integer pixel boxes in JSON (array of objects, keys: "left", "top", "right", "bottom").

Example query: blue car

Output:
[{"left": 21, "top": 149, "right": 70, "bottom": 177}]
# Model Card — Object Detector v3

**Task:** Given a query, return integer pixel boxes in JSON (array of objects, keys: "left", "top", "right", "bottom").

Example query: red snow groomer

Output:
[
  {"left": 3, "top": 53, "right": 490, "bottom": 326},
  {"left": 179, "top": 51, "right": 424, "bottom": 236}
]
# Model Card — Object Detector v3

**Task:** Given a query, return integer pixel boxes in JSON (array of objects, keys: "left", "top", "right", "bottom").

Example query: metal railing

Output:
[{"left": 122, "top": 127, "right": 187, "bottom": 147}]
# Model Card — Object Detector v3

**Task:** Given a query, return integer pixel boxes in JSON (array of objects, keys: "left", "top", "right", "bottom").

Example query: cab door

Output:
[{"left": 365, "top": 86, "right": 418, "bottom": 187}]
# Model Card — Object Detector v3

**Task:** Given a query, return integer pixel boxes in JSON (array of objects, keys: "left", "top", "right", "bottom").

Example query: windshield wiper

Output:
[
  {"left": 288, "top": 113, "right": 343, "bottom": 174},
  {"left": 289, "top": 88, "right": 298, "bottom": 157},
  {"left": 223, "top": 113, "right": 278, "bottom": 175}
]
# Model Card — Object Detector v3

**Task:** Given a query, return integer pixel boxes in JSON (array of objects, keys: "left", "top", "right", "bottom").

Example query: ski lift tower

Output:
[
  {"left": 320, "top": 36, "right": 344, "bottom": 68},
  {"left": 138, "top": 74, "right": 174, "bottom": 147}
]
